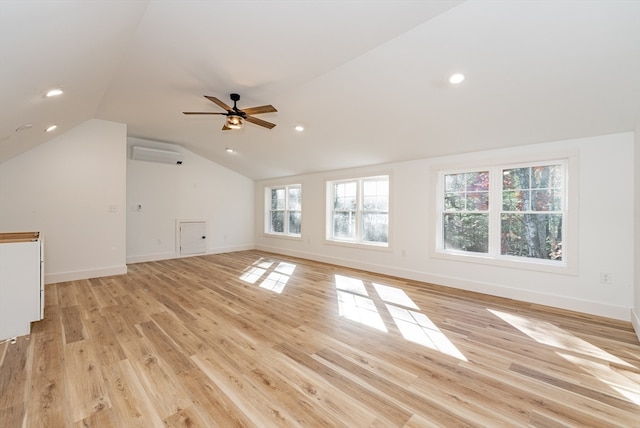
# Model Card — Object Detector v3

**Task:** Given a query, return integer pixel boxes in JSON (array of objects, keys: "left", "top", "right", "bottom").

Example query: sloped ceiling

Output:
[{"left": 1, "top": 0, "right": 639, "bottom": 180}]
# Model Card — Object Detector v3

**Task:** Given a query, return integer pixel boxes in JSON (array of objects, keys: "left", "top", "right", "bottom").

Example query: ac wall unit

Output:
[{"left": 131, "top": 146, "right": 183, "bottom": 165}]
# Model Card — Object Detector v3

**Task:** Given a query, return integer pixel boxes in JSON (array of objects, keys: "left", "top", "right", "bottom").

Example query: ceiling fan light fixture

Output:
[{"left": 226, "top": 115, "right": 243, "bottom": 129}]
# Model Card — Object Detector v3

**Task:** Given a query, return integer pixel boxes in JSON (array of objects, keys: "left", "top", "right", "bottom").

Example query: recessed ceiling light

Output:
[
  {"left": 449, "top": 73, "right": 465, "bottom": 85},
  {"left": 45, "top": 88, "right": 63, "bottom": 97},
  {"left": 225, "top": 148, "right": 235, "bottom": 153},
  {"left": 45, "top": 125, "right": 57, "bottom": 132},
  {"left": 16, "top": 123, "right": 32, "bottom": 132},
  {"left": 294, "top": 125, "right": 304, "bottom": 132}
]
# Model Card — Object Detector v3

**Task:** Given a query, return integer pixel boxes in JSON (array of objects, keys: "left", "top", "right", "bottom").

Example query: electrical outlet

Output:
[{"left": 599, "top": 272, "right": 612, "bottom": 284}]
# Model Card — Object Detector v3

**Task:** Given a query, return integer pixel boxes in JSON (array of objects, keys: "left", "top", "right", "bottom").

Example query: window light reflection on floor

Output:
[
  {"left": 488, "top": 308, "right": 639, "bottom": 405},
  {"left": 260, "top": 262, "right": 296, "bottom": 294},
  {"left": 240, "top": 258, "right": 273, "bottom": 283},
  {"left": 386, "top": 304, "right": 467, "bottom": 361},
  {"left": 335, "top": 274, "right": 368, "bottom": 295},
  {"left": 334, "top": 274, "right": 466, "bottom": 360},
  {"left": 336, "top": 290, "right": 388, "bottom": 332},
  {"left": 240, "top": 259, "right": 296, "bottom": 294},
  {"left": 373, "top": 282, "right": 419, "bottom": 309},
  {"left": 559, "top": 352, "right": 639, "bottom": 405},
  {"left": 488, "top": 309, "right": 633, "bottom": 367},
  {"left": 240, "top": 266, "right": 268, "bottom": 284}
]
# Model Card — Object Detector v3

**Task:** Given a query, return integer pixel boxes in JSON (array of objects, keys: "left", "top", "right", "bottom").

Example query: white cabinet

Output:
[{"left": 0, "top": 232, "right": 44, "bottom": 341}]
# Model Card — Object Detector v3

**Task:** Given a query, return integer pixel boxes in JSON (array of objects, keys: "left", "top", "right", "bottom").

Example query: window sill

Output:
[
  {"left": 431, "top": 249, "right": 577, "bottom": 276},
  {"left": 324, "top": 239, "right": 391, "bottom": 252},
  {"left": 262, "top": 233, "right": 303, "bottom": 242}
]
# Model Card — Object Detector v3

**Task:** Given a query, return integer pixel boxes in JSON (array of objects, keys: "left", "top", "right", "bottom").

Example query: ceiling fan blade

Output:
[
  {"left": 241, "top": 105, "right": 278, "bottom": 115},
  {"left": 245, "top": 115, "right": 276, "bottom": 129},
  {"left": 204, "top": 96, "right": 232, "bottom": 111},
  {"left": 183, "top": 111, "right": 227, "bottom": 115}
]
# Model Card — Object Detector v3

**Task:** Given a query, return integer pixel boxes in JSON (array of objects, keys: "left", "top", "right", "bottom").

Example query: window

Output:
[
  {"left": 438, "top": 161, "right": 566, "bottom": 265},
  {"left": 501, "top": 165, "right": 563, "bottom": 260},
  {"left": 327, "top": 176, "right": 389, "bottom": 246},
  {"left": 443, "top": 171, "right": 489, "bottom": 253},
  {"left": 265, "top": 184, "right": 301, "bottom": 237}
]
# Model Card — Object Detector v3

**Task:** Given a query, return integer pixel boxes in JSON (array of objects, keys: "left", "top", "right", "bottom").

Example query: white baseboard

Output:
[
  {"left": 45, "top": 264, "right": 128, "bottom": 284},
  {"left": 208, "top": 244, "right": 255, "bottom": 254},
  {"left": 632, "top": 308, "right": 640, "bottom": 344},
  {"left": 256, "top": 245, "right": 631, "bottom": 322},
  {"left": 126, "top": 251, "right": 177, "bottom": 264},
  {"left": 126, "top": 244, "right": 255, "bottom": 265}
]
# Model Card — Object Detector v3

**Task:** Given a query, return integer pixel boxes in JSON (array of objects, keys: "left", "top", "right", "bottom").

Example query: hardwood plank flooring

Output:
[{"left": 1, "top": 250, "right": 639, "bottom": 427}]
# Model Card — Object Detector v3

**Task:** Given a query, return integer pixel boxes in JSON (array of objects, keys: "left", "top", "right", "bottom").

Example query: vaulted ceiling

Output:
[{"left": 1, "top": 1, "right": 639, "bottom": 180}]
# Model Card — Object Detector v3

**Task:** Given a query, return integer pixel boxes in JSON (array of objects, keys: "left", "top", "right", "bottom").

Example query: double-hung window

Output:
[
  {"left": 438, "top": 160, "right": 567, "bottom": 266},
  {"left": 327, "top": 175, "right": 389, "bottom": 246},
  {"left": 442, "top": 171, "right": 490, "bottom": 253},
  {"left": 500, "top": 164, "right": 564, "bottom": 260},
  {"left": 265, "top": 184, "right": 302, "bottom": 237}
]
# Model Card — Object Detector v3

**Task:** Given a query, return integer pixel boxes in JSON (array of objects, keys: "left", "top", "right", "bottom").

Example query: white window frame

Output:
[
  {"left": 431, "top": 153, "right": 578, "bottom": 275},
  {"left": 264, "top": 184, "right": 302, "bottom": 238},
  {"left": 325, "top": 175, "right": 390, "bottom": 249}
]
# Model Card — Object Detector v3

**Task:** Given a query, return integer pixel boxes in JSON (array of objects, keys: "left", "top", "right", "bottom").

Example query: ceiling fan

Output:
[{"left": 183, "top": 93, "right": 277, "bottom": 130}]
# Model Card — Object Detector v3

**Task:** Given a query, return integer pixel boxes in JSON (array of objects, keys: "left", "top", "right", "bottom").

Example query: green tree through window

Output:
[
  {"left": 501, "top": 165, "right": 563, "bottom": 260},
  {"left": 440, "top": 162, "right": 565, "bottom": 263}
]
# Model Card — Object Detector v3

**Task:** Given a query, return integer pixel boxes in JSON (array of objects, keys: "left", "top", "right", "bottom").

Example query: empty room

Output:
[{"left": 1, "top": 1, "right": 639, "bottom": 427}]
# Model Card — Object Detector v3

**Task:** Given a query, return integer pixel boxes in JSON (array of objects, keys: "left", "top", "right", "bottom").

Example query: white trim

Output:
[
  {"left": 126, "top": 244, "right": 255, "bottom": 265},
  {"left": 208, "top": 244, "right": 255, "bottom": 254},
  {"left": 322, "top": 238, "right": 393, "bottom": 252},
  {"left": 632, "top": 308, "right": 640, "bottom": 344},
  {"left": 261, "top": 233, "right": 303, "bottom": 242},
  {"left": 175, "top": 218, "right": 208, "bottom": 255},
  {"left": 264, "top": 183, "right": 303, "bottom": 237},
  {"left": 325, "top": 173, "right": 391, "bottom": 247},
  {"left": 429, "top": 151, "right": 579, "bottom": 275},
  {"left": 126, "top": 251, "right": 177, "bottom": 264},
  {"left": 45, "top": 265, "right": 128, "bottom": 284}
]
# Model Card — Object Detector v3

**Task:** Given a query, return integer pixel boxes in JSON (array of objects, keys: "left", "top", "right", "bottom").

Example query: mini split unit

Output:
[{"left": 131, "top": 146, "right": 183, "bottom": 165}]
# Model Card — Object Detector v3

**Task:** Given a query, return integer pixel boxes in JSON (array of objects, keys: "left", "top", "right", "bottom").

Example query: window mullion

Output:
[
  {"left": 283, "top": 186, "right": 289, "bottom": 235},
  {"left": 488, "top": 167, "right": 501, "bottom": 257},
  {"left": 356, "top": 179, "right": 362, "bottom": 242}
]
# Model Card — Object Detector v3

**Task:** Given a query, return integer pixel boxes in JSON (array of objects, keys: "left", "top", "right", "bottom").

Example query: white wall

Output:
[
  {"left": 0, "top": 119, "right": 127, "bottom": 283},
  {"left": 126, "top": 138, "right": 254, "bottom": 263},
  {"left": 633, "top": 123, "right": 640, "bottom": 340},
  {"left": 256, "top": 132, "right": 635, "bottom": 321}
]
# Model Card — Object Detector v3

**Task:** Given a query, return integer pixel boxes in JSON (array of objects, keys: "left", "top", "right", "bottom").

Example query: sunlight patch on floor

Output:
[
  {"left": 336, "top": 290, "right": 387, "bottom": 332},
  {"left": 373, "top": 282, "right": 419, "bottom": 309},
  {"left": 488, "top": 309, "right": 634, "bottom": 368},
  {"left": 335, "top": 274, "right": 368, "bottom": 296},
  {"left": 558, "top": 352, "right": 640, "bottom": 405},
  {"left": 240, "top": 259, "right": 295, "bottom": 294},
  {"left": 387, "top": 304, "right": 467, "bottom": 361},
  {"left": 260, "top": 263, "right": 296, "bottom": 294},
  {"left": 240, "top": 266, "right": 268, "bottom": 284},
  {"left": 488, "top": 308, "right": 639, "bottom": 405},
  {"left": 335, "top": 274, "right": 466, "bottom": 360},
  {"left": 240, "top": 258, "right": 273, "bottom": 283}
]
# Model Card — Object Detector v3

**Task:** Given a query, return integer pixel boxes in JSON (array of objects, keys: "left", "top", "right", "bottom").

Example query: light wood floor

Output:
[{"left": 1, "top": 250, "right": 639, "bottom": 427}]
